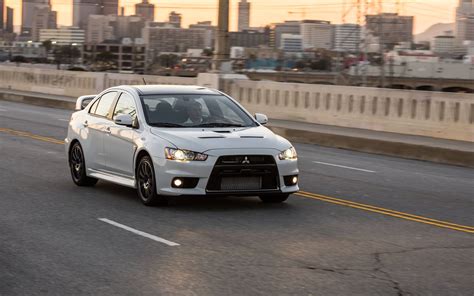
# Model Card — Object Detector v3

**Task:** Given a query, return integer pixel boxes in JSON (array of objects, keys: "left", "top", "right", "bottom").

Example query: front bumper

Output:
[{"left": 153, "top": 148, "right": 299, "bottom": 196}]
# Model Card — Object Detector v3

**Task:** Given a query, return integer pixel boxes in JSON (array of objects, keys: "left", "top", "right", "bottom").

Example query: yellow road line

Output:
[
  {"left": 296, "top": 192, "right": 474, "bottom": 234},
  {"left": 0, "top": 127, "right": 65, "bottom": 145},
  {"left": 1, "top": 127, "right": 473, "bottom": 234}
]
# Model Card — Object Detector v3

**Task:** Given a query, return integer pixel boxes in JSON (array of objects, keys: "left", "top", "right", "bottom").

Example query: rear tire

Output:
[
  {"left": 136, "top": 156, "right": 168, "bottom": 206},
  {"left": 69, "top": 142, "right": 98, "bottom": 186},
  {"left": 259, "top": 194, "right": 290, "bottom": 203}
]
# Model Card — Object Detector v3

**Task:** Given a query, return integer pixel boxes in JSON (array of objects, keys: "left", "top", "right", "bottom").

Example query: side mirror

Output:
[
  {"left": 75, "top": 95, "right": 96, "bottom": 111},
  {"left": 255, "top": 113, "right": 268, "bottom": 125},
  {"left": 114, "top": 114, "right": 134, "bottom": 127}
]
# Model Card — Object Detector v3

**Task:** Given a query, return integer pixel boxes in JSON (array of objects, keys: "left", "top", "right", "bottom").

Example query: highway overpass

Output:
[{"left": 1, "top": 66, "right": 473, "bottom": 295}]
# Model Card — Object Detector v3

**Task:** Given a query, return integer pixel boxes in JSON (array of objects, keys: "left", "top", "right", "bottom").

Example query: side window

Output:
[
  {"left": 89, "top": 98, "right": 100, "bottom": 114},
  {"left": 94, "top": 92, "right": 117, "bottom": 118},
  {"left": 113, "top": 93, "right": 137, "bottom": 120}
]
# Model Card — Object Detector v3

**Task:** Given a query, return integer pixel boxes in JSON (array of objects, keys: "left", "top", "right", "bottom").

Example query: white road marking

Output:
[
  {"left": 98, "top": 218, "right": 180, "bottom": 246},
  {"left": 0, "top": 108, "right": 7, "bottom": 112},
  {"left": 58, "top": 119, "right": 69, "bottom": 121},
  {"left": 313, "top": 161, "right": 376, "bottom": 173}
]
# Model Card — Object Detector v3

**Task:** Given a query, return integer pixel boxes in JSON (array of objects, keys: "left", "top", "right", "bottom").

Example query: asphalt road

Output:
[{"left": 1, "top": 101, "right": 473, "bottom": 296}]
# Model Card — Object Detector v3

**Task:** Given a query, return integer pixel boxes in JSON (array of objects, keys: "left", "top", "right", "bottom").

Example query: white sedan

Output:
[{"left": 65, "top": 85, "right": 299, "bottom": 206}]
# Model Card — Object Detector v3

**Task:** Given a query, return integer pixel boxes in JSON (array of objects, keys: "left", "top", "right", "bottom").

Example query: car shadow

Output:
[{"left": 93, "top": 182, "right": 293, "bottom": 212}]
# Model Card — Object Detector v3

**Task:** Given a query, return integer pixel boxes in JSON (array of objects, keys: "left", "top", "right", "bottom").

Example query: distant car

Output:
[{"left": 65, "top": 85, "right": 299, "bottom": 206}]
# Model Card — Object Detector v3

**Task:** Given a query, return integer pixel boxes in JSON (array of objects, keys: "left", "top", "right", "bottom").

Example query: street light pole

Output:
[{"left": 212, "top": 0, "right": 230, "bottom": 72}]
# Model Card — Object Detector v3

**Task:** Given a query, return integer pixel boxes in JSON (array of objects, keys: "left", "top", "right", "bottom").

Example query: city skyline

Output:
[{"left": 5, "top": 0, "right": 458, "bottom": 34}]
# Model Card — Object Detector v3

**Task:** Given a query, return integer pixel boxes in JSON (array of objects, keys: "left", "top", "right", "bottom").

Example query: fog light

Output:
[
  {"left": 284, "top": 175, "right": 299, "bottom": 186},
  {"left": 173, "top": 178, "right": 183, "bottom": 187}
]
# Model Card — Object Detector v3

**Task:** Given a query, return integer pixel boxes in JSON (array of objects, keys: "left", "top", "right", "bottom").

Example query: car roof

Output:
[{"left": 122, "top": 85, "right": 221, "bottom": 96}]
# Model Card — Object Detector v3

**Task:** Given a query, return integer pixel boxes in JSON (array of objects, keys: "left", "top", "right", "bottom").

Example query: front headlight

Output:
[
  {"left": 278, "top": 147, "right": 297, "bottom": 160},
  {"left": 164, "top": 147, "right": 208, "bottom": 161}
]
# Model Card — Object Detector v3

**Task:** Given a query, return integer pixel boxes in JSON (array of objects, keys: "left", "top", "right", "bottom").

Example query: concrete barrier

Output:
[
  {"left": 221, "top": 79, "right": 474, "bottom": 142},
  {"left": 0, "top": 65, "right": 197, "bottom": 98}
]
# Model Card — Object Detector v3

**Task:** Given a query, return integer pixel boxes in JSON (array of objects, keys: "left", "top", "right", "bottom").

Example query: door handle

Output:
[{"left": 83, "top": 120, "right": 88, "bottom": 127}]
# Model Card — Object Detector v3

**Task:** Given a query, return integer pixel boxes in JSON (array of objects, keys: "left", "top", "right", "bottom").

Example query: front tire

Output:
[
  {"left": 136, "top": 156, "right": 168, "bottom": 206},
  {"left": 259, "top": 194, "right": 290, "bottom": 203},
  {"left": 69, "top": 142, "right": 98, "bottom": 186}
]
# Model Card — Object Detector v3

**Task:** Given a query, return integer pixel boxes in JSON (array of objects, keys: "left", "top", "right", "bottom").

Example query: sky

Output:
[{"left": 5, "top": 0, "right": 458, "bottom": 34}]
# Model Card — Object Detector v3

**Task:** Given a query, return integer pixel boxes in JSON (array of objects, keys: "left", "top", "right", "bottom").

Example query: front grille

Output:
[{"left": 206, "top": 155, "right": 279, "bottom": 192}]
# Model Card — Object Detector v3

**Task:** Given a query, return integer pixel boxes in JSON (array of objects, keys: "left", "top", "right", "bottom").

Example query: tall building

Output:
[
  {"left": 169, "top": 11, "right": 182, "bottom": 28},
  {"left": 333, "top": 24, "right": 361, "bottom": 52},
  {"left": 280, "top": 34, "right": 302, "bottom": 52},
  {"left": 229, "top": 29, "right": 270, "bottom": 48},
  {"left": 86, "top": 15, "right": 115, "bottom": 43},
  {"left": 365, "top": 13, "right": 414, "bottom": 49},
  {"left": 6, "top": 7, "right": 14, "bottom": 33},
  {"left": 189, "top": 21, "right": 216, "bottom": 48},
  {"left": 143, "top": 26, "right": 205, "bottom": 54},
  {"left": 456, "top": 0, "right": 474, "bottom": 42},
  {"left": 40, "top": 27, "right": 85, "bottom": 45},
  {"left": 270, "top": 21, "right": 300, "bottom": 48},
  {"left": 238, "top": 0, "right": 250, "bottom": 32},
  {"left": 31, "top": 3, "right": 57, "bottom": 41},
  {"left": 73, "top": 0, "right": 118, "bottom": 30},
  {"left": 0, "top": 0, "right": 4, "bottom": 30},
  {"left": 433, "top": 35, "right": 456, "bottom": 55},
  {"left": 73, "top": 0, "right": 100, "bottom": 30},
  {"left": 111, "top": 15, "right": 146, "bottom": 41},
  {"left": 300, "top": 20, "right": 333, "bottom": 50},
  {"left": 102, "top": 0, "right": 118, "bottom": 16},
  {"left": 135, "top": 0, "right": 155, "bottom": 22},
  {"left": 22, "top": 0, "right": 50, "bottom": 36}
]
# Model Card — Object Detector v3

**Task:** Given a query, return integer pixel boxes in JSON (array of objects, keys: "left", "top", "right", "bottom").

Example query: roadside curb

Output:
[
  {"left": 268, "top": 126, "right": 474, "bottom": 168},
  {"left": 0, "top": 91, "right": 75, "bottom": 110},
  {"left": 1, "top": 91, "right": 472, "bottom": 168}
]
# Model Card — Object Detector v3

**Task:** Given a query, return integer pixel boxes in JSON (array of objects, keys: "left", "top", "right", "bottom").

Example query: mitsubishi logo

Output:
[{"left": 242, "top": 156, "right": 250, "bottom": 164}]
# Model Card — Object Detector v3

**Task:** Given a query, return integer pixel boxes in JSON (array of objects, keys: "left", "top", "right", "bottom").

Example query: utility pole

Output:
[{"left": 212, "top": 0, "right": 230, "bottom": 72}]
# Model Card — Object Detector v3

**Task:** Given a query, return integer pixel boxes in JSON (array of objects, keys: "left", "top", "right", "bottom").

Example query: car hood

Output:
[{"left": 150, "top": 126, "right": 290, "bottom": 154}]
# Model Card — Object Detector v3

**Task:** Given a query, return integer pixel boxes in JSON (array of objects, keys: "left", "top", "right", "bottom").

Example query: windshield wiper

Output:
[
  {"left": 195, "top": 123, "right": 247, "bottom": 128},
  {"left": 150, "top": 123, "right": 184, "bottom": 127}
]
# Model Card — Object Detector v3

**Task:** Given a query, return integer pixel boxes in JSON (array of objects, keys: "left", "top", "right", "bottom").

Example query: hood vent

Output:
[
  {"left": 240, "top": 135, "right": 264, "bottom": 139},
  {"left": 198, "top": 135, "right": 226, "bottom": 139},
  {"left": 213, "top": 130, "right": 232, "bottom": 134}
]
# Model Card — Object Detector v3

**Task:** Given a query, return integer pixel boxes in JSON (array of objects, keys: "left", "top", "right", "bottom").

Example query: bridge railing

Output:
[
  {"left": 221, "top": 79, "right": 474, "bottom": 142},
  {"left": 0, "top": 65, "right": 197, "bottom": 98}
]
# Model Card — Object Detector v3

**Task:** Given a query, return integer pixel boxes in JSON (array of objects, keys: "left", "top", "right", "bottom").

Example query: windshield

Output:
[{"left": 140, "top": 94, "right": 257, "bottom": 128}]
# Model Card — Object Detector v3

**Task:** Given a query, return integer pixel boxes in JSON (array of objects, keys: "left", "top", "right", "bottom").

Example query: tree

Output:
[
  {"left": 42, "top": 40, "right": 53, "bottom": 53},
  {"left": 53, "top": 45, "right": 81, "bottom": 69}
]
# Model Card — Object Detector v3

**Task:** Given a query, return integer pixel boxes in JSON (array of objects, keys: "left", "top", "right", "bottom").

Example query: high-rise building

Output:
[
  {"left": 31, "top": 3, "right": 57, "bottom": 41},
  {"left": 143, "top": 26, "right": 205, "bottom": 54},
  {"left": 102, "top": 0, "right": 118, "bottom": 16},
  {"left": 333, "top": 24, "right": 361, "bottom": 52},
  {"left": 6, "top": 7, "right": 14, "bottom": 33},
  {"left": 189, "top": 21, "right": 216, "bottom": 48},
  {"left": 40, "top": 26, "right": 85, "bottom": 45},
  {"left": 22, "top": 0, "right": 50, "bottom": 36},
  {"left": 300, "top": 20, "right": 333, "bottom": 50},
  {"left": 280, "top": 34, "right": 302, "bottom": 52},
  {"left": 229, "top": 29, "right": 270, "bottom": 48},
  {"left": 365, "top": 13, "right": 414, "bottom": 49},
  {"left": 168, "top": 11, "right": 182, "bottom": 28},
  {"left": 111, "top": 15, "right": 146, "bottom": 41},
  {"left": 86, "top": 15, "right": 115, "bottom": 43},
  {"left": 238, "top": 0, "right": 250, "bottom": 32},
  {"left": 73, "top": 0, "right": 100, "bottom": 30},
  {"left": 456, "top": 0, "right": 474, "bottom": 42},
  {"left": 73, "top": 0, "right": 118, "bottom": 30},
  {"left": 270, "top": 21, "right": 300, "bottom": 48},
  {"left": 136, "top": 0, "right": 154, "bottom": 22},
  {"left": 0, "top": 0, "right": 4, "bottom": 30}
]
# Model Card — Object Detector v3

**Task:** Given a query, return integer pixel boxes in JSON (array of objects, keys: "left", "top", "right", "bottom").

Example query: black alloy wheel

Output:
[
  {"left": 69, "top": 142, "right": 98, "bottom": 186},
  {"left": 136, "top": 156, "right": 168, "bottom": 206}
]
